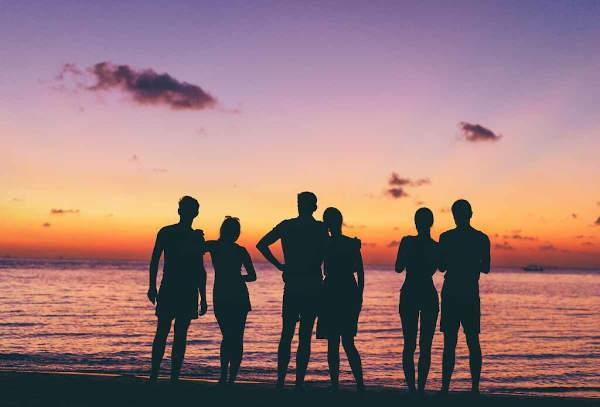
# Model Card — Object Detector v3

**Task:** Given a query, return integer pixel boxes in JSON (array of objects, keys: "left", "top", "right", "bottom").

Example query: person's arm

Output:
[
  {"left": 241, "top": 248, "right": 257, "bottom": 282},
  {"left": 147, "top": 229, "right": 164, "bottom": 304},
  {"left": 394, "top": 237, "right": 407, "bottom": 273},
  {"left": 432, "top": 241, "right": 440, "bottom": 276},
  {"left": 355, "top": 239, "right": 365, "bottom": 311},
  {"left": 198, "top": 265, "right": 207, "bottom": 315},
  {"left": 256, "top": 223, "right": 286, "bottom": 272},
  {"left": 196, "top": 229, "right": 208, "bottom": 316},
  {"left": 438, "top": 233, "right": 448, "bottom": 273},
  {"left": 480, "top": 234, "right": 491, "bottom": 274}
]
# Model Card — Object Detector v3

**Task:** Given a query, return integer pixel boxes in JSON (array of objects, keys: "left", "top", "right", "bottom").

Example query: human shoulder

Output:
[
  {"left": 401, "top": 235, "right": 418, "bottom": 244},
  {"left": 472, "top": 228, "right": 490, "bottom": 244},
  {"left": 341, "top": 235, "right": 361, "bottom": 250},
  {"left": 234, "top": 242, "right": 249, "bottom": 254},
  {"left": 439, "top": 228, "right": 457, "bottom": 241},
  {"left": 157, "top": 224, "right": 178, "bottom": 238},
  {"left": 275, "top": 218, "right": 295, "bottom": 230}
]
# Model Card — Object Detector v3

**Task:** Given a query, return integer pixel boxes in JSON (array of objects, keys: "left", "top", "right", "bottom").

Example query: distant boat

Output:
[{"left": 523, "top": 264, "right": 544, "bottom": 272}]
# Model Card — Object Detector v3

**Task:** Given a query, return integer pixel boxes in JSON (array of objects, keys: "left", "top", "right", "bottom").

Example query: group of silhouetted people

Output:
[{"left": 147, "top": 193, "right": 490, "bottom": 396}]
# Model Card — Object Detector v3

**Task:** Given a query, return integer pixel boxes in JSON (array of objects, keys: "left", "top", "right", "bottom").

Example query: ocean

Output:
[{"left": 0, "top": 258, "right": 598, "bottom": 397}]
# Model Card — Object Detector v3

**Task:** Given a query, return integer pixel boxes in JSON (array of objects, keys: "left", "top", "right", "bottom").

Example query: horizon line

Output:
[{"left": 1, "top": 254, "right": 599, "bottom": 271}]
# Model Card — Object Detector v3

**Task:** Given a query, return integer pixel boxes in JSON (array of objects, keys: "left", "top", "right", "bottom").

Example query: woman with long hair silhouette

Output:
[
  {"left": 317, "top": 207, "right": 365, "bottom": 391},
  {"left": 395, "top": 207, "right": 440, "bottom": 395},
  {"left": 204, "top": 216, "right": 256, "bottom": 385}
]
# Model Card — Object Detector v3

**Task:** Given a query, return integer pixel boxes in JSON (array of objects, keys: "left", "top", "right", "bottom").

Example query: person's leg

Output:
[
  {"left": 295, "top": 311, "right": 316, "bottom": 388},
  {"left": 171, "top": 318, "right": 191, "bottom": 382},
  {"left": 150, "top": 317, "right": 173, "bottom": 381},
  {"left": 400, "top": 298, "right": 418, "bottom": 393},
  {"left": 228, "top": 312, "right": 248, "bottom": 384},
  {"left": 342, "top": 335, "right": 364, "bottom": 391},
  {"left": 215, "top": 312, "right": 230, "bottom": 384},
  {"left": 277, "top": 314, "right": 297, "bottom": 388},
  {"left": 466, "top": 333, "right": 482, "bottom": 393},
  {"left": 327, "top": 336, "right": 341, "bottom": 389},
  {"left": 417, "top": 304, "right": 438, "bottom": 394},
  {"left": 441, "top": 330, "right": 458, "bottom": 393}
]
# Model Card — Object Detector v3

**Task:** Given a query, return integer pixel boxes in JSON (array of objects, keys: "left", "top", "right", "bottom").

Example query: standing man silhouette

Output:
[
  {"left": 147, "top": 196, "right": 207, "bottom": 383},
  {"left": 439, "top": 199, "right": 490, "bottom": 395},
  {"left": 257, "top": 192, "right": 328, "bottom": 390}
]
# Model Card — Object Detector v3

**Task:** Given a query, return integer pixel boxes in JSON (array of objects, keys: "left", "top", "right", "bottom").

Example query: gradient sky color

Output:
[{"left": 1, "top": 1, "right": 599, "bottom": 267}]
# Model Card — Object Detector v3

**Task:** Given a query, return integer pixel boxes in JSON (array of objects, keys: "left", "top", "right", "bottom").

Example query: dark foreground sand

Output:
[{"left": 0, "top": 371, "right": 597, "bottom": 407}]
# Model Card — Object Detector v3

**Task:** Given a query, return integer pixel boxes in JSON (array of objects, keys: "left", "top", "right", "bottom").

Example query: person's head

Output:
[
  {"left": 219, "top": 216, "right": 241, "bottom": 243},
  {"left": 323, "top": 207, "right": 343, "bottom": 236},
  {"left": 451, "top": 199, "right": 472, "bottom": 227},
  {"left": 178, "top": 196, "right": 199, "bottom": 221},
  {"left": 414, "top": 207, "right": 434, "bottom": 234},
  {"left": 297, "top": 191, "right": 318, "bottom": 216}
]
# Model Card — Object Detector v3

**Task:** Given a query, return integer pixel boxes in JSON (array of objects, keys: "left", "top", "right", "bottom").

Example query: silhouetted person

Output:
[
  {"left": 317, "top": 207, "right": 365, "bottom": 391},
  {"left": 395, "top": 208, "right": 439, "bottom": 395},
  {"left": 204, "top": 216, "right": 256, "bottom": 385},
  {"left": 256, "top": 192, "right": 328, "bottom": 390},
  {"left": 439, "top": 199, "right": 490, "bottom": 395},
  {"left": 148, "top": 196, "right": 207, "bottom": 382}
]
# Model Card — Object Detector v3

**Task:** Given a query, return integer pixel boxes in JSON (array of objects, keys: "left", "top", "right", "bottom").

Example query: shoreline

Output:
[{"left": 0, "top": 370, "right": 597, "bottom": 406}]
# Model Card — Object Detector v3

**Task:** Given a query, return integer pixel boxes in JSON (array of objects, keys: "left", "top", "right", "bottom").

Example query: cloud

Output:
[
  {"left": 596, "top": 216, "right": 600, "bottom": 225},
  {"left": 388, "top": 240, "right": 400, "bottom": 248},
  {"left": 387, "top": 188, "right": 409, "bottom": 199},
  {"left": 571, "top": 213, "right": 578, "bottom": 219},
  {"left": 58, "top": 62, "right": 217, "bottom": 111},
  {"left": 343, "top": 223, "right": 366, "bottom": 230},
  {"left": 502, "top": 233, "right": 538, "bottom": 241},
  {"left": 55, "top": 63, "right": 83, "bottom": 81},
  {"left": 494, "top": 242, "right": 514, "bottom": 251},
  {"left": 440, "top": 207, "right": 450, "bottom": 213},
  {"left": 362, "top": 242, "right": 377, "bottom": 248},
  {"left": 539, "top": 244, "right": 556, "bottom": 251},
  {"left": 389, "top": 173, "right": 430, "bottom": 187},
  {"left": 582, "top": 241, "right": 595, "bottom": 247},
  {"left": 459, "top": 122, "right": 502, "bottom": 142},
  {"left": 131, "top": 154, "right": 139, "bottom": 161},
  {"left": 50, "top": 209, "right": 80, "bottom": 215},
  {"left": 386, "top": 172, "right": 430, "bottom": 199},
  {"left": 42, "top": 222, "right": 51, "bottom": 228}
]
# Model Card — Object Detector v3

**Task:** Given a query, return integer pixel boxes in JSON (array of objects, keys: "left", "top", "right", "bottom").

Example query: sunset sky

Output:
[{"left": 1, "top": 1, "right": 599, "bottom": 267}]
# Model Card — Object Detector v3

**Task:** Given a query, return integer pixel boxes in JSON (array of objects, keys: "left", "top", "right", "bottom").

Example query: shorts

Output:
[
  {"left": 282, "top": 282, "right": 321, "bottom": 322},
  {"left": 156, "top": 284, "right": 199, "bottom": 321},
  {"left": 440, "top": 292, "right": 480, "bottom": 334}
]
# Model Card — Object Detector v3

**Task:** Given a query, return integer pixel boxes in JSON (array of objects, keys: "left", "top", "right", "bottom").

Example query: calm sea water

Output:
[{"left": 0, "top": 258, "right": 598, "bottom": 397}]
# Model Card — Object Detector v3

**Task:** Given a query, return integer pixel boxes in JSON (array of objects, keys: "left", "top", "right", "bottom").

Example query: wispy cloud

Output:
[
  {"left": 459, "top": 122, "right": 502, "bottom": 142},
  {"left": 388, "top": 240, "right": 400, "bottom": 248},
  {"left": 58, "top": 62, "right": 217, "bottom": 111},
  {"left": 50, "top": 209, "right": 80, "bottom": 215},
  {"left": 386, "top": 173, "right": 430, "bottom": 199},
  {"left": 539, "top": 244, "right": 556, "bottom": 251},
  {"left": 343, "top": 223, "right": 366, "bottom": 230},
  {"left": 494, "top": 242, "right": 514, "bottom": 250},
  {"left": 571, "top": 213, "right": 578, "bottom": 219},
  {"left": 596, "top": 216, "right": 600, "bottom": 226},
  {"left": 502, "top": 232, "right": 538, "bottom": 241},
  {"left": 42, "top": 222, "right": 51, "bottom": 228}
]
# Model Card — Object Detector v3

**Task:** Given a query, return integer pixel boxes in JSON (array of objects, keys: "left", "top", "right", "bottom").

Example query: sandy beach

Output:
[{"left": 0, "top": 371, "right": 596, "bottom": 407}]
